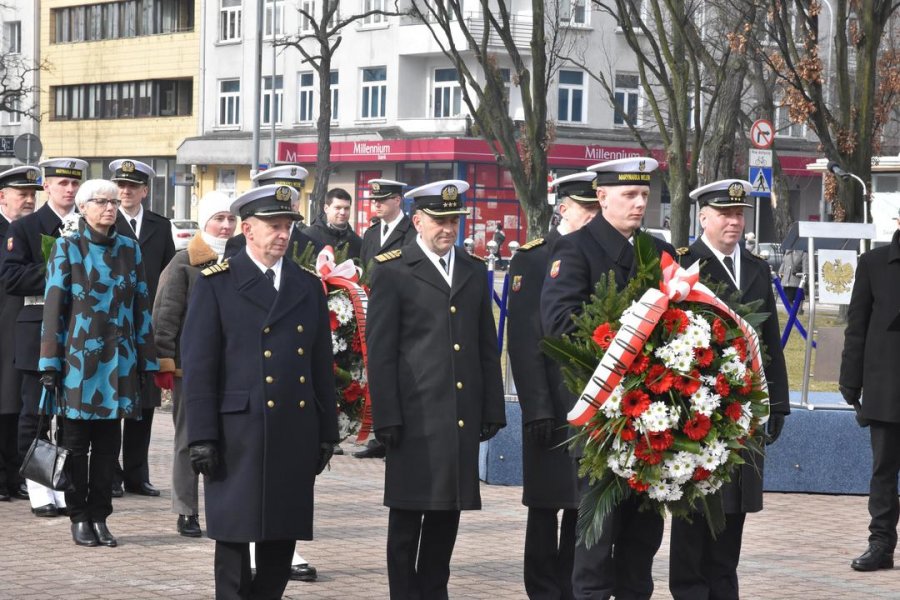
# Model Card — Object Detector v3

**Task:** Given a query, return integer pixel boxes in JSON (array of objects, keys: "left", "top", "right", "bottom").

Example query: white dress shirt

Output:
[
  {"left": 246, "top": 253, "right": 284, "bottom": 291},
  {"left": 120, "top": 206, "right": 145, "bottom": 238},
  {"left": 416, "top": 236, "right": 454, "bottom": 286},
  {"left": 700, "top": 235, "right": 740, "bottom": 287}
]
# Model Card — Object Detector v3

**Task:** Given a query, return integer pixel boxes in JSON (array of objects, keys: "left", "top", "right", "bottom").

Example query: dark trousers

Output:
[
  {"left": 63, "top": 417, "right": 121, "bottom": 523},
  {"left": 0, "top": 414, "right": 20, "bottom": 494},
  {"left": 868, "top": 422, "right": 900, "bottom": 550},
  {"left": 215, "top": 539, "right": 295, "bottom": 600},
  {"left": 17, "top": 372, "right": 45, "bottom": 460},
  {"left": 115, "top": 406, "right": 155, "bottom": 487},
  {"left": 387, "top": 508, "right": 461, "bottom": 600},
  {"left": 669, "top": 512, "right": 746, "bottom": 600},
  {"left": 524, "top": 507, "right": 576, "bottom": 600},
  {"left": 571, "top": 477, "right": 664, "bottom": 600}
]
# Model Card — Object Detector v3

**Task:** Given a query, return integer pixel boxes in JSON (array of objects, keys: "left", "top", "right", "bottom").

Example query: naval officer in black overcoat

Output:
[
  {"left": 668, "top": 179, "right": 788, "bottom": 599},
  {"left": 507, "top": 171, "right": 600, "bottom": 600},
  {"left": 366, "top": 179, "right": 506, "bottom": 600},
  {"left": 540, "top": 158, "right": 675, "bottom": 600},
  {"left": 359, "top": 179, "right": 417, "bottom": 269},
  {"left": 0, "top": 157, "right": 87, "bottom": 517},
  {"left": 224, "top": 165, "right": 322, "bottom": 261},
  {"left": 182, "top": 184, "right": 339, "bottom": 599}
]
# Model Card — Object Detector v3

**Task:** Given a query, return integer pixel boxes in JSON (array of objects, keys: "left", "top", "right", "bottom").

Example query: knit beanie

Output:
[{"left": 198, "top": 191, "right": 234, "bottom": 231}]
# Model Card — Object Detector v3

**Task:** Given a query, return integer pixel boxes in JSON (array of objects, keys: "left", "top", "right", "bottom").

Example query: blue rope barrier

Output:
[{"left": 772, "top": 275, "right": 816, "bottom": 349}]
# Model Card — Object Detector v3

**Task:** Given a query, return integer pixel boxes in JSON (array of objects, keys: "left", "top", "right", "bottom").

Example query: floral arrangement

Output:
[
  {"left": 543, "top": 233, "right": 770, "bottom": 545},
  {"left": 41, "top": 214, "right": 81, "bottom": 263}
]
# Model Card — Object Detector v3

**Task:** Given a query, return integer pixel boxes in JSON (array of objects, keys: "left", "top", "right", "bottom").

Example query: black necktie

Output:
[
  {"left": 265, "top": 268, "right": 276, "bottom": 289},
  {"left": 130, "top": 218, "right": 138, "bottom": 235},
  {"left": 723, "top": 255, "right": 735, "bottom": 280},
  {"left": 439, "top": 257, "right": 449, "bottom": 274},
  {"left": 382, "top": 223, "right": 389, "bottom": 237}
]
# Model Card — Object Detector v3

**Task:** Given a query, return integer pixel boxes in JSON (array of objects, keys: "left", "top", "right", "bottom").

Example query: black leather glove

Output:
[
  {"left": 317, "top": 442, "right": 334, "bottom": 475},
  {"left": 524, "top": 418, "right": 555, "bottom": 448},
  {"left": 40, "top": 371, "right": 61, "bottom": 392},
  {"left": 189, "top": 441, "right": 220, "bottom": 477},
  {"left": 765, "top": 414, "right": 785, "bottom": 445},
  {"left": 374, "top": 425, "right": 402, "bottom": 448},
  {"left": 839, "top": 385, "right": 861, "bottom": 406},
  {"left": 480, "top": 423, "right": 502, "bottom": 442}
]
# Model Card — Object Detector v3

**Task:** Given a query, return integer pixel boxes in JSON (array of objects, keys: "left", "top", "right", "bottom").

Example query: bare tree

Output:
[
  {"left": 0, "top": 54, "right": 44, "bottom": 122},
  {"left": 277, "top": 1, "right": 400, "bottom": 216}
]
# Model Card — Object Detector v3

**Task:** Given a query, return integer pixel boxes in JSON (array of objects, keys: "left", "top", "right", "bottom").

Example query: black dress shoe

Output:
[
  {"left": 13, "top": 483, "right": 29, "bottom": 500},
  {"left": 72, "top": 521, "right": 98, "bottom": 547},
  {"left": 91, "top": 521, "right": 117, "bottom": 547},
  {"left": 0, "top": 491, "right": 10, "bottom": 502},
  {"left": 111, "top": 483, "right": 123, "bottom": 498},
  {"left": 177, "top": 514, "right": 202, "bottom": 537},
  {"left": 332, "top": 444, "right": 344, "bottom": 455},
  {"left": 32, "top": 504, "right": 58, "bottom": 518},
  {"left": 124, "top": 481, "right": 160, "bottom": 497},
  {"left": 851, "top": 544, "right": 894, "bottom": 571},
  {"left": 352, "top": 442, "right": 386, "bottom": 459},
  {"left": 289, "top": 563, "right": 317, "bottom": 582},
  {"left": 56, "top": 506, "right": 69, "bottom": 517}
]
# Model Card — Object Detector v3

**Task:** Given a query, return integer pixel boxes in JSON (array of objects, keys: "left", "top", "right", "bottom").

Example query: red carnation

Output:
[
  {"left": 629, "top": 353, "right": 651, "bottom": 375},
  {"left": 674, "top": 370, "right": 702, "bottom": 396},
  {"left": 648, "top": 430, "right": 674, "bottom": 451},
  {"left": 329, "top": 311, "right": 339, "bottom": 331},
  {"left": 715, "top": 373, "right": 731, "bottom": 397},
  {"left": 725, "top": 402, "right": 744, "bottom": 421},
  {"left": 712, "top": 318, "right": 727, "bottom": 344},
  {"left": 738, "top": 372, "right": 753, "bottom": 395},
  {"left": 628, "top": 475, "right": 650, "bottom": 492},
  {"left": 694, "top": 347, "right": 714, "bottom": 368},
  {"left": 622, "top": 390, "right": 651, "bottom": 418},
  {"left": 344, "top": 381, "right": 365, "bottom": 404},
  {"left": 692, "top": 467, "right": 712, "bottom": 481},
  {"left": 683, "top": 413, "right": 712, "bottom": 441},
  {"left": 635, "top": 439, "right": 664, "bottom": 465},
  {"left": 646, "top": 364, "right": 676, "bottom": 395},
  {"left": 732, "top": 337, "right": 748, "bottom": 362},
  {"left": 592, "top": 323, "right": 617, "bottom": 350},
  {"left": 662, "top": 308, "right": 689, "bottom": 335},
  {"left": 619, "top": 421, "right": 638, "bottom": 441}
]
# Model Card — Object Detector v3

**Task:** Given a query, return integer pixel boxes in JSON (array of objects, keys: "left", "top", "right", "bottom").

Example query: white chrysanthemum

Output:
[
  {"left": 737, "top": 402, "right": 752, "bottom": 432},
  {"left": 641, "top": 401, "right": 670, "bottom": 433},
  {"left": 607, "top": 452, "right": 636, "bottom": 479},
  {"left": 331, "top": 332, "right": 348, "bottom": 354},
  {"left": 350, "top": 365, "right": 367, "bottom": 385},
  {"left": 61, "top": 214, "right": 81, "bottom": 238},
  {"left": 337, "top": 411, "right": 352, "bottom": 439},
  {"left": 664, "top": 451, "right": 697, "bottom": 484},
  {"left": 696, "top": 477, "right": 724, "bottom": 495},
  {"left": 667, "top": 404, "right": 682, "bottom": 429},
  {"left": 328, "top": 293, "right": 354, "bottom": 326},
  {"left": 601, "top": 385, "right": 624, "bottom": 418},
  {"left": 647, "top": 480, "right": 681, "bottom": 502},
  {"left": 690, "top": 387, "right": 722, "bottom": 417}
]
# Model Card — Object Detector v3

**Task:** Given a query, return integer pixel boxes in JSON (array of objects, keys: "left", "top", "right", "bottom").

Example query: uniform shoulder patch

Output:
[
  {"left": 517, "top": 237, "right": 545, "bottom": 252},
  {"left": 469, "top": 253, "right": 487, "bottom": 263},
  {"left": 676, "top": 247, "right": 690, "bottom": 256},
  {"left": 374, "top": 249, "right": 402, "bottom": 263},
  {"left": 200, "top": 261, "right": 230, "bottom": 277}
]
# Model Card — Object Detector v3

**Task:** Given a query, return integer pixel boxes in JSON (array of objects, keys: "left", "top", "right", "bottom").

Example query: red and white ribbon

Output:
[{"left": 567, "top": 252, "right": 769, "bottom": 427}]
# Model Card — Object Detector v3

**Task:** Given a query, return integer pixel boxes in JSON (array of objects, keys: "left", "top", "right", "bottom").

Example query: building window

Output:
[
  {"left": 613, "top": 73, "right": 639, "bottom": 126},
  {"left": 557, "top": 69, "right": 585, "bottom": 123},
  {"left": 3, "top": 21, "right": 20, "bottom": 54},
  {"left": 220, "top": 0, "right": 242, "bottom": 42},
  {"left": 776, "top": 101, "right": 805, "bottom": 138},
  {"left": 261, "top": 75, "right": 283, "bottom": 126},
  {"left": 433, "top": 68, "right": 462, "bottom": 118},
  {"left": 264, "top": 0, "right": 283, "bottom": 37},
  {"left": 218, "top": 79, "right": 241, "bottom": 126},
  {"left": 51, "top": 79, "right": 192, "bottom": 120},
  {"left": 362, "top": 0, "right": 386, "bottom": 24},
  {"left": 498, "top": 68, "right": 511, "bottom": 111},
  {"left": 52, "top": 0, "right": 194, "bottom": 43},
  {"left": 330, "top": 70, "right": 339, "bottom": 121},
  {"left": 8, "top": 97, "right": 22, "bottom": 125},
  {"left": 560, "top": 0, "right": 587, "bottom": 26},
  {"left": 298, "top": 72, "right": 314, "bottom": 122},
  {"left": 300, "top": 0, "right": 314, "bottom": 32},
  {"left": 360, "top": 66, "right": 386, "bottom": 119}
]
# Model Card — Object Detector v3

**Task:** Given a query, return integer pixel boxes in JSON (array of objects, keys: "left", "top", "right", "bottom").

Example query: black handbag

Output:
[{"left": 19, "top": 387, "right": 71, "bottom": 492}]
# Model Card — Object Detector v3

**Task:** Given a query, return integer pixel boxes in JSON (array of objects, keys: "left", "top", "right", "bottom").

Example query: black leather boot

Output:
[
  {"left": 177, "top": 514, "right": 202, "bottom": 537},
  {"left": 71, "top": 521, "right": 98, "bottom": 547},
  {"left": 91, "top": 521, "right": 118, "bottom": 547}
]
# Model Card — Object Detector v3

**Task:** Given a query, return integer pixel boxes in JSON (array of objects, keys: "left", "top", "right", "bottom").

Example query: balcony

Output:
[{"left": 399, "top": 10, "right": 533, "bottom": 52}]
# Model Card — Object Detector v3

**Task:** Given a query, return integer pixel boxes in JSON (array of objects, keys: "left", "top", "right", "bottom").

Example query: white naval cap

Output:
[
  {"left": 404, "top": 179, "right": 470, "bottom": 216},
  {"left": 0, "top": 166, "right": 42, "bottom": 190},
  {"left": 550, "top": 172, "right": 598, "bottom": 203},
  {"left": 109, "top": 159, "right": 156, "bottom": 185},
  {"left": 587, "top": 157, "right": 658, "bottom": 187},
  {"left": 39, "top": 158, "right": 88, "bottom": 181},
  {"left": 690, "top": 179, "right": 753, "bottom": 208},
  {"left": 252, "top": 165, "right": 308, "bottom": 190},
  {"left": 230, "top": 184, "right": 302, "bottom": 221},
  {"left": 369, "top": 179, "right": 406, "bottom": 199}
]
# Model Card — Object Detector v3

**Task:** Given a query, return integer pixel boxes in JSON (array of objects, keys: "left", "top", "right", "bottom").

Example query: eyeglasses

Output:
[{"left": 87, "top": 198, "right": 121, "bottom": 208}]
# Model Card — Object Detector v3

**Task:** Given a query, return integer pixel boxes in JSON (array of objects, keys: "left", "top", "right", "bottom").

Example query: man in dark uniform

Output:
[
  {"left": 355, "top": 178, "right": 417, "bottom": 461},
  {"left": 541, "top": 157, "right": 675, "bottom": 600},
  {"left": 668, "top": 179, "right": 788, "bottom": 599},
  {"left": 182, "top": 184, "right": 339, "bottom": 599},
  {"left": 109, "top": 159, "right": 176, "bottom": 497},
  {"left": 841, "top": 208, "right": 900, "bottom": 572},
  {"left": 367, "top": 179, "right": 506, "bottom": 599},
  {"left": 306, "top": 188, "right": 362, "bottom": 259},
  {"left": 0, "top": 157, "right": 87, "bottom": 517},
  {"left": 224, "top": 165, "right": 323, "bottom": 261},
  {"left": 508, "top": 172, "right": 599, "bottom": 600},
  {"left": 0, "top": 166, "right": 42, "bottom": 501}
]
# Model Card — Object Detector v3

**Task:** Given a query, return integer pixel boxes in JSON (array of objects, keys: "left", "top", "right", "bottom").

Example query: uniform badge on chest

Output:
[
  {"left": 512, "top": 275, "right": 522, "bottom": 292},
  {"left": 6, "top": 237, "right": 11, "bottom": 252},
  {"left": 550, "top": 259, "right": 561, "bottom": 279}
]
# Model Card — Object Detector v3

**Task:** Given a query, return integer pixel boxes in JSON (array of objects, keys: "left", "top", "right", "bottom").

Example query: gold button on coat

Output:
[
  {"left": 450, "top": 306, "right": 457, "bottom": 314},
  {"left": 265, "top": 376, "right": 274, "bottom": 384},
  {"left": 458, "top": 420, "right": 464, "bottom": 428},
  {"left": 267, "top": 400, "right": 275, "bottom": 408},
  {"left": 299, "top": 376, "right": 306, "bottom": 384},
  {"left": 456, "top": 382, "right": 463, "bottom": 390},
  {"left": 299, "top": 400, "right": 306, "bottom": 408},
  {"left": 453, "top": 344, "right": 460, "bottom": 351},
  {"left": 263, "top": 327, "right": 270, "bottom": 334},
  {"left": 297, "top": 347, "right": 304, "bottom": 356},
  {"left": 264, "top": 350, "right": 272, "bottom": 358},
  {"left": 297, "top": 325, "right": 304, "bottom": 333}
]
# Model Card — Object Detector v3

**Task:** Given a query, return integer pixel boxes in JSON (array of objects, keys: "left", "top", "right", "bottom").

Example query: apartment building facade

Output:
[{"left": 0, "top": 1, "right": 41, "bottom": 169}]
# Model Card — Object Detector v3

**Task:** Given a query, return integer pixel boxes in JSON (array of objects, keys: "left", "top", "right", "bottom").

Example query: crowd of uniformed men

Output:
[{"left": 0, "top": 150, "right": 887, "bottom": 600}]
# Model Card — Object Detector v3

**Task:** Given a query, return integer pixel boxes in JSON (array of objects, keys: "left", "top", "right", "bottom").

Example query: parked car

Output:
[
  {"left": 171, "top": 220, "right": 199, "bottom": 250},
  {"left": 756, "top": 242, "right": 783, "bottom": 273},
  {"left": 645, "top": 228, "right": 672, "bottom": 244}
]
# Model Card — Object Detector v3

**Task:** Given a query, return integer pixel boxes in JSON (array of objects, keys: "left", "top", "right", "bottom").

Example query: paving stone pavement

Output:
[{"left": 2, "top": 412, "right": 899, "bottom": 599}]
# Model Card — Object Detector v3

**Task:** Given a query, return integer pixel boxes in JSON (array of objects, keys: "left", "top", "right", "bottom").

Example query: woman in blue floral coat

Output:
[{"left": 39, "top": 179, "right": 159, "bottom": 548}]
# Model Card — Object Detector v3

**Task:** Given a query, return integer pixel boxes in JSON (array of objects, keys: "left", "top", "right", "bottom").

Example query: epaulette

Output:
[
  {"left": 374, "top": 249, "right": 402, "bottom": 263},
  {"left": 675, "top": 247, "right": 689, "bottom": 256},
  {"left": 471, "top": 254, "right": 487, "bottom": 263},
  {"left": 518, "top": 238, "right": 546, "bottom": 252},
  {"left": 200, "top": 261, "right": 230, "bottom": 277}
]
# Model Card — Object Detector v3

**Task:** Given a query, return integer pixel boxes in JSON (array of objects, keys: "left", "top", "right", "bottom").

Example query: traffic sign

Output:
[
  {"left": 750, "top": 119, "right": 774, "bottom": 149},
  {"left": 13, "top": 133, "right": 41, "bottom": 164},
  {"left": 749, "top": 166, "right": 772, "bottom": 197},
  {"left": 0, "top": 136, "right": 13, "bottom": 158},
  {"left": 748, "top": 148, "right": 773, "bottom": 167}
]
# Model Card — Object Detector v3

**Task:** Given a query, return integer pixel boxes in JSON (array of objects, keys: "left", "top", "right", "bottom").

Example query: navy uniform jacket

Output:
[
  {"left": 182, "top": 249, "right": 339, "bottom": 542},
  {"left": 224, "top": 226, "right": 323, "bottom": 262},
  {"left": 507, "top": 227, "right": 578, "bottom": 509},
  {"left": 359, "top": 214, "right": 417, "bottom": 269},
  {"left": 680, "top": 238, "right": 789, "bottom": 513},
  {"left": 0, "top": 213, "right": 23, "bottom": 414},
  {"left": 0, "top": 204, "right": 65, "bottom": 382},
  {"left": 366, "top": 242, "right": 506, "bottom": 511}
]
